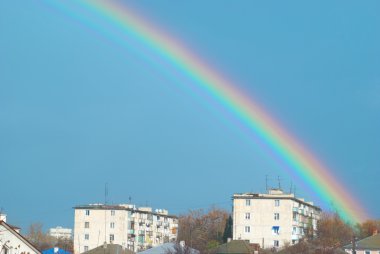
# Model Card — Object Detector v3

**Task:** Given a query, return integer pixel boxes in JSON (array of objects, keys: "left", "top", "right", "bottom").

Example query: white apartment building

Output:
[
  {"left": 73, "top": 204, "right": 178, "bottom": 254},
  {"left": 48, "top": 226, "right": 73, "bottom": 239},
  {"left": 233, "top": 189, "right": 321, "bottom": 250}
]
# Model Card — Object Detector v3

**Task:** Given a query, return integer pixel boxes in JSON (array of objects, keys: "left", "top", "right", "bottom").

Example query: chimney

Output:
[{"left": 0, "top": 214, "right": 6, "bottom": 222}]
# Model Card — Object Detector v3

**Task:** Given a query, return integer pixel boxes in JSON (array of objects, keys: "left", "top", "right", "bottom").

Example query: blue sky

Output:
[{"left": 0, "top": 0, "right": 379, "bottom": 231}]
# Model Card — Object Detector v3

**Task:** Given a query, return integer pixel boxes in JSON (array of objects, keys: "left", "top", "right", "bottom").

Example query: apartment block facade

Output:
[
  {"left": 233, "top": 189, "right": 321, "bottom": 250},
  {"left": 73, "top": 204, "right": 178, "bottom": 254}
]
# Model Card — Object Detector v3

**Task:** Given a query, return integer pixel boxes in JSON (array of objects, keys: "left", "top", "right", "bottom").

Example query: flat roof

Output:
[
  {"left": 233, "top": 193, "right": 321, "bottom": 211},
  {"left": 74, "top": 204, "right": 178, "bottom": 219}
]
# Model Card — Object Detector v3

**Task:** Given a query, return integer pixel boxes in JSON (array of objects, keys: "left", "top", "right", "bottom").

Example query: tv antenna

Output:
[{"left": 105, "top": 183, "right": 108, "bottom": 205}]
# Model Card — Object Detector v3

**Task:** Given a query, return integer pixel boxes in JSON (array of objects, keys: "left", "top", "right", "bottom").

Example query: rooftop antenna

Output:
[
  {"left": 129, "top": 196, "right": 132, "bottom": 204},
  {"left": 290, "top": 181, "right": 293, "bottom": 194},
  {"left": 104, "top": 183, "right": 108, "bottom": 245},
  {"left": 105, "top": 183, "right": 108, "bottom": 205},
  {"left": 265, "top": 175, "right": 268, "bottom": 192},
  {"left": 277, "top": 176, "right": 281, "bottom": 190},
  {"left": 294, "top": 186, "right": 297, "bottom": 197}
]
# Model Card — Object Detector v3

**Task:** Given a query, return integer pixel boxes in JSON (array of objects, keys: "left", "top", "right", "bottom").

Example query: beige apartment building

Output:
[
  {"left": 73, "top": 204, "right": 178, "bottom": 254},
  {"left": 233, "top": 189, "right": 321, "bottom": 250}
]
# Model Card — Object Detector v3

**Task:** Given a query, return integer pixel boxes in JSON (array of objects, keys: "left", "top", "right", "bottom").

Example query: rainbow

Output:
[{"left": 49, "top": 0, "right": 368, "bottom": 222}]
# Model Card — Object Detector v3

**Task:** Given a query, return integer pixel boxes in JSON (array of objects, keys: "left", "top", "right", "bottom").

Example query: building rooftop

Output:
[
  {"left": 344, "top": 233, "right": 380, "bottom": 250},
  {"left": 233, "top": 189, "right": 321, "bottom": 210},
  {"left": 0, "top": 220, "right": 41, "bottom": 254},
  {"left": 42, "top": 247, "right": 72, "bottom": 254},
  {"left": 74, "top": 204, "right": 177, "bottom": 218},
  {"left": 138, "top": 242, "right": 199, "bottom": 254},
  {"left": 213, "top": 240, "right": 255, "bottom": 254},
  {"left": 82, "top": 244, "right": 134, "bottom": 254}
]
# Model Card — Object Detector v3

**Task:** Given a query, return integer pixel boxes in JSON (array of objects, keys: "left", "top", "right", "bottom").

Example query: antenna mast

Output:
[{"left": 105, "top": 183, "right": 108, "bottom": 205}]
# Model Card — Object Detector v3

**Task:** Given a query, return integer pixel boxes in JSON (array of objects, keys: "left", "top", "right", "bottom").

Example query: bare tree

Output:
[
  {"left": 25, "top": 223, "right": 73, "bottom": 252},
  {"left": 177, "top": 207, "right": 229, "bottom": 254},
  {"left": 355, "top": 219, "right": 380, "bottom": 239},
  {"left": 315, "top": 213, "right": 353, "bottom": 249}
]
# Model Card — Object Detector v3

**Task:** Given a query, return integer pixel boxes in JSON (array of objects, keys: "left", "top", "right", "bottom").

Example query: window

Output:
[
  {"left": 365, "top": 251, "right": 370, "bottom": 254},
  {"left": 110, "top": 234, "right": 115, "bottom": 242},
  {"left": 245, "top": 213, "right": 250, "bottom": 220},
  {"left": 85, "top": 234, "right": 89, "bottom": 240},
  {"left": 273, "top": 240, "right": 279, "bottom": 248},
  {"left": 85, "top": 210, "right": 90, "bottom": 216},
  {"left": 272, "top": 226, "right": 279, "bottom": 235},
  {"left": 84, "top": 222, "right": 89, "bottom": 228},
  {"left": 245, "top": 199, "right": 251, "bottom": 206},
  {"left": 293, "top": 212, "right": 297, "bottom": 221},
  {"left": 110, "top": 222, "right": 115, "bottom": 228},
  {"left": 292, "top": 227, "right": 297, "bottom": 235},
  {"left": 274, "top": 213, "right": 280, "bottom": 220},
  {"left": 292, "top": 240, "right": 296, "bottom": 245},
  {"left": 84, "top": 246, "right": 89, "bottom": 252},
  {"left": 275, "top": 200, "right": 280, "bottom": 207},
  {"left": 111, "top": 210, "right": 115, "bottom": 216},
  {"left": 245, "top": 226, "right": 250, "bottom": 233}
]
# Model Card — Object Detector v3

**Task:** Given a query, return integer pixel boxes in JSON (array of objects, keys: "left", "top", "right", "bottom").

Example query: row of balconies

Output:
[
  {"left": 130, "top": 223, "right": 174, "bottom": 231},
  {"left": 127, "top": 230, "right": 174, "bottom": 238},
  {"left": 292, "top": 207, "right": 316, "bottom": 217}
]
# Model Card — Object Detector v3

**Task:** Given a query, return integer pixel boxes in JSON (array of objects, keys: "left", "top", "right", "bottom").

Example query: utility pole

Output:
[{"left": 352, "top": 235, "right": 356, "bottom": 254}]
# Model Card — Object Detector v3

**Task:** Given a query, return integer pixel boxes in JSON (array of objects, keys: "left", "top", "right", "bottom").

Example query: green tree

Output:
[{"left": 222, "top": 215, "right": 233, "bottom": 243}]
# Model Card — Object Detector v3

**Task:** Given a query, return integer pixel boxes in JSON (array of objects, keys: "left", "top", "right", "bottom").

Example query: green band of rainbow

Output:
[{"left": 52, "top": 0, "right": 369, "bottom": 222}]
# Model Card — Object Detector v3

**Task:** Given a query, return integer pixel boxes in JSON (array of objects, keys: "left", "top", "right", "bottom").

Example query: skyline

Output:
[{"left": 1, "top": 0, "right": 379, "bottom": 231}]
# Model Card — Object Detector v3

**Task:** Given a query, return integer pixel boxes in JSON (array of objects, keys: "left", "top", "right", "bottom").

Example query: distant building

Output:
[
  {"left": 0, "top": 216, "right": 41, "bottom": 254},
  {"left": 73, "top": 204, "right": 178, "bottom": 254},
  {"left": 232, "top": 189, "right": 321, "bottom": 250},
  {"left": 343, "top": 231, "right": 380, "bottom": 254},
  {"left": 48, "top": 227, "right": 72, "bottom": 240}
]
